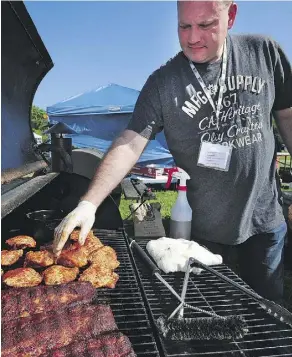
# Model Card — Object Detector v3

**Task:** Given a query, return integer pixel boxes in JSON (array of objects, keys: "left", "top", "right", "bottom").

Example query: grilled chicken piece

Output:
[
  {"left": 25, "top": 250, "right": 54, "bottom": 268},
  {"left": 3, "top": 268, "right": 42, "bottom": 287},
  {"left": 83, "top": 234, "right": 104, "bottom": 255},
  {"left": 70, "top": 229, "right": 94, "bottom": 242},
  {"left": 79, "top": 264, "right": 119, "bottom": 288},
  {"left": 6, "top": 235, "right": 36, "bottom": 249},
  {"left": 88, "top": 246, "right": 120, "bottom": 270},
  {"left": 43, "top": 265, "right": 79, "bottom": 285},
  {"left": 57, "top": 243, "right": 88, "bottom": 268},
  {"left": 70, "top": 230, "right": 104, "bottom": 254},
  {"left": 1, "top": 249, "right": 23, "bottom": 266}
]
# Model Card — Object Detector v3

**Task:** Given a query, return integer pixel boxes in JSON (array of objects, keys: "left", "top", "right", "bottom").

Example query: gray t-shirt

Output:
[{"left": 127, "top": 34, "right": 292, "bottom": 245}]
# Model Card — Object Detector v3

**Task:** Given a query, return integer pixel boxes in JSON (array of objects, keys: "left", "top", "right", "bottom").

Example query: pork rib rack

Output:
[
  {"left": 2, "top": 304, "right": 117, "bottom": 357},
  {"left": 41, "top": 331, "right": 135, "bottom": 357},
  {"left": 1, "top": 281, "right": 95, "bottom": 321}
]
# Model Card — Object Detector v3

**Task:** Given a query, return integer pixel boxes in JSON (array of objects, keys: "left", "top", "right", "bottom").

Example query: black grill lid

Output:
[{"left": 2, "top": 1, "right": 53, "bottom": 172}]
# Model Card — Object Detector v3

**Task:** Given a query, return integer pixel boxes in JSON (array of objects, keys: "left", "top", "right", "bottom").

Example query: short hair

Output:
[
  {"left": 222, "top": 0, "right": 234, "bottom": 8},
  {"left": 177, "top": 1, "right": 234, "bottom": 9}
]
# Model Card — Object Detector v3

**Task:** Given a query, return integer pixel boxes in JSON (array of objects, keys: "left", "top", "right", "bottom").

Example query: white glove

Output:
[{"left": 53, "top": 200, "right": 97, "bottom": 256}]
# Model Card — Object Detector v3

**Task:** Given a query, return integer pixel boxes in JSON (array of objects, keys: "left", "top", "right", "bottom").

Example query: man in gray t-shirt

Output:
[
  {"left": 53, "top": 1, "right": 292, "bottom": 301},
  {"left": 128, "top": 33, "right": 289, "bottom": 246}
]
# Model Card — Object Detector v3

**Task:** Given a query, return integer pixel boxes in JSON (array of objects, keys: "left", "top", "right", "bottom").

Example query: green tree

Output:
[
  {"left": 31, "top": 105, "right": 49, "bottom": 140},
  {"left": 31, "top": 105, "right": 49, "bottom": 131}
]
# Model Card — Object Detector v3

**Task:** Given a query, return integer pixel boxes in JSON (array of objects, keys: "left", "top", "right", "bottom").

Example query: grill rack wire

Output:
[
  {"left": 92, "top": 229, "right": 161, "bottom": 357},
  {"left": 132, "top": 238, "right": 292, "bottom": 357}
]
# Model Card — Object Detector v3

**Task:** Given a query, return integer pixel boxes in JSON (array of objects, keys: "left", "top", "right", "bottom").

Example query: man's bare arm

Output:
[
  {"left": 274, "top": 108, "right": 292, "bottom": 155},
  {"left": 81, "top": 129, "right": 149, "bottom": 207}
]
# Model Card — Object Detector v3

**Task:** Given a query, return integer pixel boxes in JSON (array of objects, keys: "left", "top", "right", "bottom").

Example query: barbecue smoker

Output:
[
  {"left": 2, "top": 3, "right": 159, "bottom": 356},
  {"left": 2, "top": 2, "right": 292, "bottom": 357}
]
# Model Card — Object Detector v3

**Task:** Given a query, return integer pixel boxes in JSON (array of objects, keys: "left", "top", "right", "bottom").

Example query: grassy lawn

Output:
[
  {"left": 120, "top": 189, "right": 292, "bottom": 310},
  {"left": 119, "top": 189, "right": 177, "bottom": 220},
  {"left": 277, "top": 154, "right": 291, "bottom": 167},
  {"left": 282, "top": 187, "right": 292, "bottom": 192}
]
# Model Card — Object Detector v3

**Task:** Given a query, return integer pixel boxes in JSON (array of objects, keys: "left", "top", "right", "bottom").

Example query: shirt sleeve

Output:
[
  {"left": 273, "top": 41, "right": 292, "bottom": 111},
  {"left": 127, "top": 72, "right": 164, "bottom": 140}
]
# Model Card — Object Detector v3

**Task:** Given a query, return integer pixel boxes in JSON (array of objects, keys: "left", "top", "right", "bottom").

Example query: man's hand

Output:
[
  {"left": 53, "top": 201, "right": 97, "bottom": 257},
  {"left": 53, "top": 130, "right": 148, "bottom": 257}
]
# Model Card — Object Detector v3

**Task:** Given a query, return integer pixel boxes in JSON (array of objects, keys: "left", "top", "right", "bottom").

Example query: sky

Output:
[{"left": 25, "top": 1, "right": 292, "bottom": 110}]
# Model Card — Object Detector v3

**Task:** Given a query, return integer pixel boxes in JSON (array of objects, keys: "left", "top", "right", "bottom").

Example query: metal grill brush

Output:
[
  {"left": 130, "top": 240, "right": 248, "bottom": 341},
  {"left": 189, "top": 257, "right": 292, "bottom": 327}
]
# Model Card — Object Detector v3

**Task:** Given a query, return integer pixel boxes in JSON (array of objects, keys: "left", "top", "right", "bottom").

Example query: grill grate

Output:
[
  {"left": 92, "top": 229, "right": 160, "bottom": 357},
  {"left": 133, "top": 239, "right": 292, "bottom": 357}
]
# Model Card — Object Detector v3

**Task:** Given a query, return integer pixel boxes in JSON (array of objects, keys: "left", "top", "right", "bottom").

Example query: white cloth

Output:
[{"left": 146, "top": 237, "right": 222, "bottom": 274}]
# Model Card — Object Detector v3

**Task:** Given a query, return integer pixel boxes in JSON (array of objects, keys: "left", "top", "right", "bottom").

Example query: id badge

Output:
[{"left": 197, "top": 142, "right": 232, "bottom": 172}]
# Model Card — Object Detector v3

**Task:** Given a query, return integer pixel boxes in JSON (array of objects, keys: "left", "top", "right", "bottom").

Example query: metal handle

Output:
[
  {"left": 190, "top": 257, "right": 292, "bottom": 327},
  {"left": 169, "top": 257, "right": 193, "bottom": 319},
  {"left": 257, "top": 299, "right": 292, "bottom": 326},
  {"left": 129, "top": 239, "right": 161, "bottom": 275}
]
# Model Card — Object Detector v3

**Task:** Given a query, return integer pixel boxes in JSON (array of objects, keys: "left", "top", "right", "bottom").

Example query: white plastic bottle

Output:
[{"left": 169, "top": 168, "right": 192, "bottom": 240}]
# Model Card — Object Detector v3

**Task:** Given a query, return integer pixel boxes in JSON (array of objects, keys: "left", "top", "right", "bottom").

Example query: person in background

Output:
[{"left": 54, "top": 1, "right": 292, "bottom": 302}]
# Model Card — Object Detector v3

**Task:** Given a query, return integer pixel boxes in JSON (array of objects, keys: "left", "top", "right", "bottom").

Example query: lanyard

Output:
[{"left": 189, "top": 39, "right": 227, "bottom": 128}]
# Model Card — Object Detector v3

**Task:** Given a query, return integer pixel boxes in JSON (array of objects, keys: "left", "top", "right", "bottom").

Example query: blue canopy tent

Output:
[{"left": 47, "top": 83, "right": 173, "bottom": 167}]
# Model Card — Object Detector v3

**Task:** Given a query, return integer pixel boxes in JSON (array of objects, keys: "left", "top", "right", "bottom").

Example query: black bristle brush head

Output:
[{"left": 156, "top": 314, "right": 249, "bottom": 341}]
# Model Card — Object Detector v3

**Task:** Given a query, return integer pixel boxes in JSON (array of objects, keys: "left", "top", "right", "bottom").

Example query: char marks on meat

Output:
[
  {"left": 2, "top": 304, "right": 117, "bottom": 357},
  {"left": 1, "top": 281, "right": 95, "bottom": 321},
  {"left": 5, "top": 235, "right": 36, "bottom": 249},
  {"left": 79, "top": 264, "right": 119, "bottom": 288},
  {"left": 41, "top": 331, "right": 136, "bottom": 357},
  {"left": 57, "top": 244, "right": 88, "bottom": 268},
  {"left": 25, "top": 250, "right": 54, "bottom": 268},
  {"left": 1, "top": 249, "right": 23, "bottom": 266},
  {"left": 88, "top": 246, "right": 120, "bottom": 270},
  {"left": 43, "top": 265, "right": 79, "bottom": 285},
  {"left": 2, "top": 267, "right": 42, "bottom": 287},
  {"left": 82, "top": 235, "right": 104, "bottom": 256}
]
